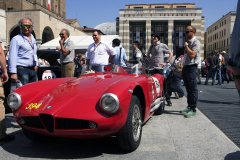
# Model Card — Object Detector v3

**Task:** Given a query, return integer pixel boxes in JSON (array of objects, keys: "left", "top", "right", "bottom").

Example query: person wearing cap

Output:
[
  {"left": 229, "top": 0, "right": 240, "bottom": 104},
  {"left": 221, "top": 51, "right": 230, "bottom": 83},
  {"left": 180, "top": 26, "right": 201, "bottom": 118},
  {"left": 147, "top": 33, "right": 173, "bottom": 74},
  {"left": 204, "top": 51, "right": 218, "bottom": 85}
]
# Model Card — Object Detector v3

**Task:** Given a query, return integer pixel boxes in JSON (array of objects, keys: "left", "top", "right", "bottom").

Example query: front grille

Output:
[
  {"left": 56, "top": 118, "right": 90, "bottom": 130},
  {"left": 24, "top": 116, "right": 45, "bottom": 129},
  {"left": 40, "top": 114, "right": 54, "bottom": 133}
]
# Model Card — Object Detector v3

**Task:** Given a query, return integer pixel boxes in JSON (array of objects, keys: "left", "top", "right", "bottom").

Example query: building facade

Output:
[
  {"left": 206, "top": 11, "right": 236, "bottom": 57},
  {"left": 0, "top": 8, "right": 6, "bottom": 46},
  {"left": 118, "top": 3, "right": 205, "bottom": 59},
  {"left": 0, "top": 0, "right": 88, "bottom": 48}
]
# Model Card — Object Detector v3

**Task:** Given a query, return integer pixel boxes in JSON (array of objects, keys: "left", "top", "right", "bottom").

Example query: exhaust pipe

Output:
[{"left": 150, "top": 97, "right": 164, "bottom": 113}]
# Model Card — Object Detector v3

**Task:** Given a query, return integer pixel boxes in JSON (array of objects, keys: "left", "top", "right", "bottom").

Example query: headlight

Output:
[
  {"left": 7, "top": 92, "right": 22, "bottom": 110},
  {"left": 100, "top": 93, "right": 119, "bottom": 113}
]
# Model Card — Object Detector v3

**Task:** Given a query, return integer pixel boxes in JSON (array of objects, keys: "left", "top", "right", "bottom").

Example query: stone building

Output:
[
  {"left": 118, "top": 3, "right": 205, "bottom": 59},
  {"left": 0, "top": 0, "right": 88, "bottom": 48},
  {"left": 206, "top": 11, "right": 236, "bottom": 57}
]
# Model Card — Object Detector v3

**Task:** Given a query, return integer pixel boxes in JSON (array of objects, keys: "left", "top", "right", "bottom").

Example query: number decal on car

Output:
[
  {"left": 42, "top": 70, "right": 57, "bottom": 80},
  {"left": 152, "top": 77, "right": 160, "bottom": 94}
]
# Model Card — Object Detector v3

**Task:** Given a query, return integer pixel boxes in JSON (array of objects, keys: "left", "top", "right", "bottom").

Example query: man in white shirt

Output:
[{"left": 86, "top": 30, "right": 116, "bottom": 72}]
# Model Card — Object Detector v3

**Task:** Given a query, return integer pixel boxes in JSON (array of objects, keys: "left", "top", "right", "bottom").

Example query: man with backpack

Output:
[
  {"left": 111, "top": 38, "right": 127, "bottom": 67},
  {"left": 204, "top": 51, "right": 218, "bottom": 85},
  {"left": 221, "top": 51, "right": 230, "bottom": 83}
]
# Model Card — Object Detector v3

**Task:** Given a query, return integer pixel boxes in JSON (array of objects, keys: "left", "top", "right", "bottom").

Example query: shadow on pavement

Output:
[
  {"left": 1, "top": 115, "right": 132, "bottom": 159},
  {"left": 224, "top": 151, "right": 240, "bottom": 160},
  {"left": 1, "top": 131, "right": 132, "bottom": 159},
  {"left": 163, "top": 110, "right": 183, "bottom": 116}
]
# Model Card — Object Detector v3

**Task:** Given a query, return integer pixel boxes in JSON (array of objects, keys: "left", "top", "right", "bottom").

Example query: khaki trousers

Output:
[
  {"left": 0, "top": 81, "right": 6, "bottom": 139},
  {"left": 61, "top": 62, "right": 75, "bottom": 77}
]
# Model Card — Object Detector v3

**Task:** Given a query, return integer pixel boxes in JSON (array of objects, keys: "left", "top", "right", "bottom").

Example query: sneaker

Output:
[
  {"left": 180, "top": 107, "right": 190, "bottom": 114},
  {"left": 167, "top": 101, "right": 172, "bottom": 106},
  {"left": 174, "top": 92, "right": 179, "bottom": 99},
  {"left": 0, "top": 134, "right": 15, "bottom": 145},
  {"left": 184, "top": 110, "right": 196, "bottom": 118}
]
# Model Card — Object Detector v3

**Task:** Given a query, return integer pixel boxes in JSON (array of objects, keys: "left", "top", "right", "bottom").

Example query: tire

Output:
[
  {"left": 22, "top": 128, "right": 48, "bottom": 141},
  {"left": 117, "top": 95, "right": 142, "bottom": 151},
  {"left": 154, "top": 85, "right": 165, "bottom": 115}
]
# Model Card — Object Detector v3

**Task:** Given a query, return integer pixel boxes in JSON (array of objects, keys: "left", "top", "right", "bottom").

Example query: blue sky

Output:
[{"left": 66, "top": 0, "right": 238, "bottom": 31}]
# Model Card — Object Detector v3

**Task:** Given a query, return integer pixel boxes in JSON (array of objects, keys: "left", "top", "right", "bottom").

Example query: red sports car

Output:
[{"left": 7, "top": 64, "right": 166, "bottom": 151}]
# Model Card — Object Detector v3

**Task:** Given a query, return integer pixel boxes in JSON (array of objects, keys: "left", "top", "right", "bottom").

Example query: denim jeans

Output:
[
  {"left": 165, "top": 87, "right": 184, "bottom": 101},
  {"left": 17, "top": 67, "right": 38, "bottom": 85},
  {"left": 216, "top": 66, "right": 222, "bottom": 84},
  {"left": 222, "top": 65, "right": 229, "bottom": 81},
  {"left": 182, "top": 65, "right": 198, "bottom": 112},
  {"left": 205, "top": 67, "right": 217, "bottom": 84},
  {"left": 91, "top": 66, "right": 104, "bottom": 73}
]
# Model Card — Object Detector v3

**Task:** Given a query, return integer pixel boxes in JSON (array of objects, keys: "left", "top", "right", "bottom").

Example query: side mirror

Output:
[{"left": 104, "top": 66, "right": 112, "bottom": 72}]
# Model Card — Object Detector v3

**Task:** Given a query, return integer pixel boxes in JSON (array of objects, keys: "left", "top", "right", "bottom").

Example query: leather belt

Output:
[{"left": 17, "top": 66, "right": 35, "bottom": 70}]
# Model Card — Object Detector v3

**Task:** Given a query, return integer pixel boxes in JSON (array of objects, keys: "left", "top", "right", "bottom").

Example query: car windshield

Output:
[{"left": 82, "top": 63, "right": 145, "bottom": 76}]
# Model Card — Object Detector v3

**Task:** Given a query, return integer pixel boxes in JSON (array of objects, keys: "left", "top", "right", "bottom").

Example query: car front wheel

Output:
[{"left": 117, "top": 95, "right": 142, "bottom": 151}]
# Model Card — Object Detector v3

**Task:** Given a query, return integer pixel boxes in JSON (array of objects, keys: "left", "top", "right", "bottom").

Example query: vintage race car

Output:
[{"left": 7, "top": 64, "right": 166, "bottom": 151}]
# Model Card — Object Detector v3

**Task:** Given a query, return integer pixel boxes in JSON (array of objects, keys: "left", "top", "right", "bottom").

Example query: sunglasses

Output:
[
  {"left": 152, "top": 35, "right": 158, "bottom": 38},
  {"left": 59, "top": 33, "right": 64, "bottom": 36},
  {"left": 185, "top": 31, "right": 193, "bottom": 34},
  {"left": 21, "top": 25, "right": 32, "bottom": 28},
  {"left": 93, "top": 35, "right": 97, "bottom": 37}
]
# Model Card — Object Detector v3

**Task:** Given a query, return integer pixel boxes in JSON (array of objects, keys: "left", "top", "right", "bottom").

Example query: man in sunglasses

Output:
[
  {"left": 8, "top": 18, "right": 38, "bottom": 85},
  {"left": 147, "top": 33, "right": 173, "bottom": 75},
  {"left": 86, "top": 30, "right": 116, "bottom": 73},
  {"left": 56, "top": 29, "right": 75, "bottom": 77},
  {"left": 180, "top": 26, "right": 201, "bottom": 118}
]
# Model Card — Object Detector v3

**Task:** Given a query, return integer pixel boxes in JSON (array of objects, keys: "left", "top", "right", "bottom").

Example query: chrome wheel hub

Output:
[{"left": 132, "top": 104, "right": 142, "bottom": 141}]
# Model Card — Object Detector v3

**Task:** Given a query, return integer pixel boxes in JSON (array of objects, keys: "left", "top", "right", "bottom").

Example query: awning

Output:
[{"left": 39, "top": 35, "right": 119, "bottom": 50}]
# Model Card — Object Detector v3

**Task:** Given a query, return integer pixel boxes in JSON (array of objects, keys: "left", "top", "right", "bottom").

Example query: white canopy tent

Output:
[{"left": 39, "top": 35, "right": 120, "bottom": 50}]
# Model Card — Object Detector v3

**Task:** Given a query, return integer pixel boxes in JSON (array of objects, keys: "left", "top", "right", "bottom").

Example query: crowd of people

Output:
[{"left": 204, "top": 50, "right": 230, "bottom": 85}]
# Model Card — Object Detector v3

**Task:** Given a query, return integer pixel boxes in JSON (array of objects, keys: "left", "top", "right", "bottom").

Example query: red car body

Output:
[{"left": 10, "top": 65, "right": 165, "bottom": 150}]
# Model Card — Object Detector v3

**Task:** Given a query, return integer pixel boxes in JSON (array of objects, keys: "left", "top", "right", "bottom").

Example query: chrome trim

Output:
[
  {"left": 7, "top": 92, "right": 22, "bottom": 110},
  {"left": 128, "top": 89, "right": 133, "bottom": 93},
  {"left": 100, "top": 93, "right": 120, "bottom": 113},
  {"left": 47, "top": 106, "right": 52, "bottom": 109}
]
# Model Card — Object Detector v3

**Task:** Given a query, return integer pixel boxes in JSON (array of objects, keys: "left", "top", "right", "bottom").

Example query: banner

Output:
[
  {"left": 48, "top": 0, "right": 51, "bottom": 9},
  {"left": 136, "top": 31, "right": 140, "bottom": 42},
  {"left": 179, "top": 31, "right": 183, "bottom": 48}
]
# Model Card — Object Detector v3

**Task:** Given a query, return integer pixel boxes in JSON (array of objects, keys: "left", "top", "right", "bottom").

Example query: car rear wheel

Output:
[
  {"left": 154, "top": 85, "right": 165, "bottom": 115},
  {"left": 22, "top": 128, "right": 48, "bottom": 141},
  {"left": 117, "top": 95, "right": 142, "bottom": 151}
]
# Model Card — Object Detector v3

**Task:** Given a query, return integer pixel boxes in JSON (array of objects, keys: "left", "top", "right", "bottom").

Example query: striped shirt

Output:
[{"left": 87, "top": 41, "right": 116, "bottom": 66}]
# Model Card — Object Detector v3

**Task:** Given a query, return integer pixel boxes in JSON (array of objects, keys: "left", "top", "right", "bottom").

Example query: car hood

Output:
[{"left": 32, "top": 73, "right": 128, "bottom": 110}]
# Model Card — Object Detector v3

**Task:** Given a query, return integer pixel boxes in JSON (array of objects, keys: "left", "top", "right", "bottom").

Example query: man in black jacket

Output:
[{"left": 204, "top": 51, "right": 218, "bottom": 85}]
